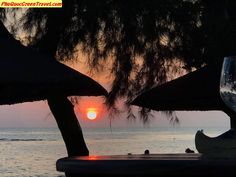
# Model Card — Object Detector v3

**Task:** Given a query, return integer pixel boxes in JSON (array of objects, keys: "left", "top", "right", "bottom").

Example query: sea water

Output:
[{"left": 0, "top": 126, "right": 229, "bottom": 177}]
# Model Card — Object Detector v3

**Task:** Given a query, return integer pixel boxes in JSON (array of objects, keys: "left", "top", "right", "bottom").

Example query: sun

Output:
[{"left": 86, "top": 109, "right": 97, "bottom": 120}]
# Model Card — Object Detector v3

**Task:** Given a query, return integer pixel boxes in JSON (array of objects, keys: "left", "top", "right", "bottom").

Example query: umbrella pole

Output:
[{"left": 47, "top": 96, "right": 89, "bottom": 157}]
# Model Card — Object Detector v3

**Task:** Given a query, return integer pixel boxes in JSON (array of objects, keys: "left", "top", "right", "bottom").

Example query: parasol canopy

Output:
[
  {"left": 0, "top": 22, "right": 107, "bottom": 105},
  {"left": 131, "top": 64, "right": 225, "bottom": 111}
]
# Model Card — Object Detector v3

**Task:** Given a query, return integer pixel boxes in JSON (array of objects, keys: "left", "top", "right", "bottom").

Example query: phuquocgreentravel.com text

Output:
[{"left": 1, "top": 1, "right": 62, "bottom": 7}]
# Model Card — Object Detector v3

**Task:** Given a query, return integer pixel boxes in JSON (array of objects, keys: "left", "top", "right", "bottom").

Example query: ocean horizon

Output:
[{"left": 0, "top": 126, "right": 229, "bottom": 177}]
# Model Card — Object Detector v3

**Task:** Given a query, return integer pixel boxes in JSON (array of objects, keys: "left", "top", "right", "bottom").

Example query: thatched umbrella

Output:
[
  {"left": 0, "top": 22, "right": 107, "bottom": 105},
  {"left": 0, "top": 22, "right": 107, "bottom": 157},
  {"left": 131, "top": 64, "right": 236, "bottom": 128},
  {"left": 131, "top": 64, "right": 225, "bottom": 111}
]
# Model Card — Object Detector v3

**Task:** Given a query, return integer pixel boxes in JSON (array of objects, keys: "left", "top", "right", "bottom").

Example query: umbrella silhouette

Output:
[
  {"left": 131, "top": 64, "right": 225, "bottom": 111},
  {"left": 0, "top": 22, "right": 107, "bottom": 105}
]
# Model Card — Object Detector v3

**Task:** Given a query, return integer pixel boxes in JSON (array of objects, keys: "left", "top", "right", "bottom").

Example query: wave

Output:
[{"left": 0, "top": 138, "right": 44, "bottom": 141}]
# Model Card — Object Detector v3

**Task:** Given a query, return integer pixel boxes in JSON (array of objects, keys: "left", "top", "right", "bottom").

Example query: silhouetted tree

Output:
[
  {"left": 1, "top": 0, "right": 236, "bottom": 157},
  {"left": 7, "top": 0, "right": 235, "bottom": 105}
]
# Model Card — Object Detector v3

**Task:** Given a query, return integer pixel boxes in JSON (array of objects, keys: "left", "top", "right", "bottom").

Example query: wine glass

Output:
[{"left": 220, "top": 56, "right": 236, "bottom": 113}]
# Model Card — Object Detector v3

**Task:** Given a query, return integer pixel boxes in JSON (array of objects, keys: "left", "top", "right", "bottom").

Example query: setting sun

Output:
[
  {"left": 74, "top": 97, "right": 107, "bottom": 121},
  {"left": 86, "top": 108, "right": 97, "bottom": 120}
]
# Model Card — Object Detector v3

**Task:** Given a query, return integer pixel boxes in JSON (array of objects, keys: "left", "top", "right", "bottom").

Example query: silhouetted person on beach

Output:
[{"left": 185, "top": 148, "right": 195, "bottom": 153}]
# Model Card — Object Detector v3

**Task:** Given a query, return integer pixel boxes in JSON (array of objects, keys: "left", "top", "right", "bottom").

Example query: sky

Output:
[
  {"left": 0, "top": 19, "right": 230, "bottom": 129},
  {"left": 0, "top": 48, "right": 230, "bottom": 129},
  {"left": 0, "top": 99, "right": 230, "bottom": 129},
  {"left": 0, "top": 43, "right": 229, "bottom": 129}
]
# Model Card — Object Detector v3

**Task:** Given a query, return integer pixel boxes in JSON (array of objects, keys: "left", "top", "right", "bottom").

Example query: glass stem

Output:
[
  {"left": 223, "top": 107, "right": 236, "bottom": 129},
  {"left": 230, "top": 117, "right": 236, "bottom": 129}
]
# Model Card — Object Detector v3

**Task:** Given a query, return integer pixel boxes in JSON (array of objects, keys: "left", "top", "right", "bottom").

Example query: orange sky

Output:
[
  {"left": 0, "top": 51, "right": 230, "bottom": 128},
  {"left": 0, "top": 50, "right": 230, "bottom": 128},
  {"left": 0, "top": 100, "right": 230, "bottom": 128},
  {"left": 0, "top": 11, "right": 230, "bottom": 129}
]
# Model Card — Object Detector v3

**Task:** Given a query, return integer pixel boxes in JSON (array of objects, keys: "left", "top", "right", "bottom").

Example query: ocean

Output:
[{"left": 0, "top": 126, "right": 229, "bottom": 177}]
